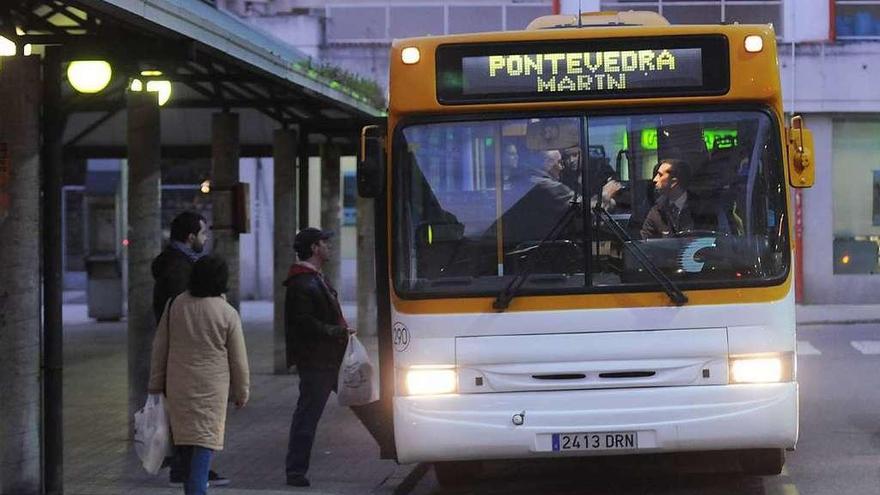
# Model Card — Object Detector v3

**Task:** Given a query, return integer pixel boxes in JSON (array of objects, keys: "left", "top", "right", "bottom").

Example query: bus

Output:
[{"left": 357, "top": 10, "right": 815, "bottom": 485}]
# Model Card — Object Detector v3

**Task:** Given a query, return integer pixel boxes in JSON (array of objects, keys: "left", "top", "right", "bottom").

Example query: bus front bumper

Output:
[{"left": 393, "top": 383, "right": 798, "bottom": 463}]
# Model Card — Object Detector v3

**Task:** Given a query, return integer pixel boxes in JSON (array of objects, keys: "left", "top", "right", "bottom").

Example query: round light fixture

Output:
[{"left": 67, "top": 60, "right": 112, "bottom": 93}]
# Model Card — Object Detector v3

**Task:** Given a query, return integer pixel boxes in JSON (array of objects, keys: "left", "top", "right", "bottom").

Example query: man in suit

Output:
[{"left": 640, "top": 159, "right": 716, "bottom": 239}]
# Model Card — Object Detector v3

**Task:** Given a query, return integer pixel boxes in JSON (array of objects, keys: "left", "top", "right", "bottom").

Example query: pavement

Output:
[
  {"left": 795, "top": 304, "right": 880, "bottom": 326},
  {"left": 59, "top": 292, "right": 880, "bottom": 495},
  {"left": 61, "top": 297, "right": 417, "bottom": 495}
]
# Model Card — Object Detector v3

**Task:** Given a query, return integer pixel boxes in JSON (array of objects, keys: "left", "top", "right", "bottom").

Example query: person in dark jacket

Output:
[
  {"left": 283, "top": 227, "right": 355, "bottom": 487},
  {"left": 640, "top": 159, "right": 734, "bottom": 239},
  {"left": 152, "top": 211, "right": 209, "bottom": 324},
  {"left": 151, "top": 211, "right": 230, "bottom": 487}
]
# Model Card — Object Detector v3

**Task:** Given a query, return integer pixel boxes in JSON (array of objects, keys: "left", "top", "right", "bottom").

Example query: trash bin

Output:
[{"left": 85, "top": 254, "right": 122, "bottom": 321}]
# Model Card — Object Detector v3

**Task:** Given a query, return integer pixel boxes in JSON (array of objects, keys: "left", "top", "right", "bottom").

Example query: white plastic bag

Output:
[
  {"left": 337, "top": 335, "right": 379, "bottom": 406},
  {"left": 133, "top": 394, "right": 173, "bottom": 475}
]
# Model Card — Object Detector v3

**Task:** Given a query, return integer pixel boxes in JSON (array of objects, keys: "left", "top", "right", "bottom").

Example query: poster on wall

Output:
[{"left": 874, "top": 170, "right": 880, "bottom": 226}]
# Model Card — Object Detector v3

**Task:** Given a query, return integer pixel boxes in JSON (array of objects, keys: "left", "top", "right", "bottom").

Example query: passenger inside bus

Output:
[
  {"left": 640, "top": 158, "right": 743, "bottom": 239},
  {"left": 560, "top": 144, "right": 624, "bottom": 211},
  {"left": 559, "top": 145, "right": 581, "bottom": 191},
  {"left": 502, "top": 143, "right": 531, "bottom": 191},
  {"left": 487, "top": 149, "right": 575, "bottom": 244}
]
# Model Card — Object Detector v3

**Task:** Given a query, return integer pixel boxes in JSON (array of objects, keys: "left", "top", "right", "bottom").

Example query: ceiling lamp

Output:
[{"left": 67, "top": 60, "right": 112, "bottom": 93}]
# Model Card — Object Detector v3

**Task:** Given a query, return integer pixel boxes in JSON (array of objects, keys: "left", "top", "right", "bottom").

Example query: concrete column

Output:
[
  {"left": 298, "top": 131, "right": 310, "bottom": 230},
  {"left": 357, "top": 197, "right": 377, "bottom": 336},
  {"left": 273, "top": 128, "right": 298, "bottom": 374},
  {"left": 211, "top": 112, "right": 240, "bottom": 310},
  {"left": 0, "top": 55, "right": 42, "bottom": 495},
  {"left": 127, "top": 90, "right": 162, "bottom": 435},
  {"left": 42, "top": 47, "right": 65, "bottom": 495},
  {"left": 320, "top": 143, "right": 342, "bottom": 291}
]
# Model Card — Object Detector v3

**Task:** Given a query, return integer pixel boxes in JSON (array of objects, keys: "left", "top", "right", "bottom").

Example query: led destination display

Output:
[
  {"left": 464, "top": 48, "right": 702, "bottom": 95},
  {"left": 436, "top": 36, "right": 729, "bottom": 103}
]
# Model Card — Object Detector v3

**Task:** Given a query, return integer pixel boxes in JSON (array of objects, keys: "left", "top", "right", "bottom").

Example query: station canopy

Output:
[{"left": 2, "top": 0, "right": 387, "bottom": 158}]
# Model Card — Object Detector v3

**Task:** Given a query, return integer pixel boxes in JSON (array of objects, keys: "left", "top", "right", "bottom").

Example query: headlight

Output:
[
  {"left": 730, "top": 354, "right": 791, "bottom": 384},
  {"left": 405, "top": 366, "right": 457, "bottom": 395}
]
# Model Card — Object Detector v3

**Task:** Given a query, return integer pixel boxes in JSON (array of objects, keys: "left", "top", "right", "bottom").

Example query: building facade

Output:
[
  {"left": 223, "top": 0, "right": 880, "bottom": 303},
  {"left": 597, "top": 1, "right": 880, "bottom": 303}
]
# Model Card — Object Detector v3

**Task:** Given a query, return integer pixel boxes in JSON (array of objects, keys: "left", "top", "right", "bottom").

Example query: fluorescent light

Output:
[
  {"left": 130, "top": 78, "right": 172, "bottom": 106},
  {"left": 146, "top": 80, "right": 172, "bottom": 106},
  {"left": 405, "top": 366, "right": 456, "bottom": 395},
  {"left": 0, "top": 36, "right": 16, "bottom": 57}
]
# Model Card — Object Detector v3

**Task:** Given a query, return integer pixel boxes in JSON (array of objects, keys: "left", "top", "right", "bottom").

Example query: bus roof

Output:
[
  {"left": 392, "top": 22, "right": 775, "bottom": 51},
  {"left": 526, "top": 11, "right": 671, "bottom": 30}
]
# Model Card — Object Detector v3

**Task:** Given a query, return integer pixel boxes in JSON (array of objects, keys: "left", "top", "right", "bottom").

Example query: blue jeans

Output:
[
  {"left": 179, "top": 445, "right": 213, "bottom": 495},
  {"left": 286, "top": 368, "right": 338, "bottom": 477}
]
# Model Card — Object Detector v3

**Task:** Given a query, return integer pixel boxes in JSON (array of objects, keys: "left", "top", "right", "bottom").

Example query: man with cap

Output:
[{"left": 283, "top": 227, "right": 356, "bottom": 487}]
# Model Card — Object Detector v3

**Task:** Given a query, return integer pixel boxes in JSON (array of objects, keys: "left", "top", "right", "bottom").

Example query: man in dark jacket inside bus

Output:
[{"left": 283, "top": 227, "right": 355, "bottom": 488}]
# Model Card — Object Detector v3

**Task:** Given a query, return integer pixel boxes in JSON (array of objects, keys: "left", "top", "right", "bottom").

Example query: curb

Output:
[
  {"left": 392, "top": 463, "right": 430, "bottom": 495},
  {"left": 798, "top": 319, "right": 880, "bottom": 326}
]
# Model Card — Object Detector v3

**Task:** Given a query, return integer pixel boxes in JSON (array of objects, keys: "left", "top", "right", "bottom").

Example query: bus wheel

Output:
[
  {"left": 739, "top": 449, "right": 785, "bottom": 475},
  {"left": 434, "top": 461, "right": 483, "bottom": 486}
]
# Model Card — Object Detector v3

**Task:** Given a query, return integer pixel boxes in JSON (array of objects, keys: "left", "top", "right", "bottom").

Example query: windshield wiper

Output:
[
  {"left": 593, "top": 204, "right": 688, "bottom": 306},
  {"left": 493, "top": 200, "right": 582, "bottom": 311}
]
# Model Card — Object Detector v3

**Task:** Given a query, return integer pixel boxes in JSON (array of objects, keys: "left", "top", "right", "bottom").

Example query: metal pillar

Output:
[
  {"left": 297, "top": 130, "right": 309, "bottom": 230},
  {"left": 320, "top": 143, "right": 342, "bottom": 291},
  {"left": 211, "top": 112, "right": 240, "bottom": 310},
  {"left": 273, "top": 127, "right": 298, "bottom": 374},
  {"left": 0, "top": 55, "right": 43, "bottom": 495},
  {"left": 356, "top": 196, "right": 377, "bottom": 336},
  {"left": 42, "top": 47, "right": 65, "bottom": 495},
  {"left": 127, "top": 90, "right": 162, "bottom": 435}
]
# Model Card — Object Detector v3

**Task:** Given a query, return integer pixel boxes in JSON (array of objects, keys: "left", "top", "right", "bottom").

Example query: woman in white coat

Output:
[{"left": 149, "top": 255, "right": 250, "bottom": 495}]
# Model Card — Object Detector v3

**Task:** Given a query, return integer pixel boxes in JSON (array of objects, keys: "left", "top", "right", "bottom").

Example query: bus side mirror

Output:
[
  {"left": 787, "top": 115, "right": 814, "bottom": 188},
  {"left": 358, "top": 125, "right": 386, "bottom": 198}
]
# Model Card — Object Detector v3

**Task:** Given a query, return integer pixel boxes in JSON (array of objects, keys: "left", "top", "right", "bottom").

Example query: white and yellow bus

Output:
[{"left": 358, "top": 10, "right": 814, "bottom": 484}]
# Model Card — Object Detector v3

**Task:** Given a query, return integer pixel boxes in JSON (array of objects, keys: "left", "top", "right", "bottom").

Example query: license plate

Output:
[{"left": 552, "top": 431, "right": 638, "bottom": 451}]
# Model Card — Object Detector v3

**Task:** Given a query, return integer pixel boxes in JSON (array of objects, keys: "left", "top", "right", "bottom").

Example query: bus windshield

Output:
[{"left": 393, "top": 109, "right": 789, "bottom": 298}]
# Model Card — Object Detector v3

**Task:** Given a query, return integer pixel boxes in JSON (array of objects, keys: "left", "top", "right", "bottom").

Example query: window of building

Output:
[
  {"left": 832, "top": 119, "right": 880, "bottom": 274},
  {"left": 326, "top": 3, "right": 552, "bottom": 44},
  {"left": 835, "top": 1, "right": 880, "bottom": 39},
  {"left": 600, "top": 1, "right": 783, "bottom": 36}
]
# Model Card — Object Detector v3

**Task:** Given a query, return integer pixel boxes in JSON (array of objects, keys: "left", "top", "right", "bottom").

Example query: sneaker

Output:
[
  {"left": 208, "top": 471, "right": 230, "bottom": 487},
  {"left": 286, "top": 475, "right": 311, "bottom": 487}
]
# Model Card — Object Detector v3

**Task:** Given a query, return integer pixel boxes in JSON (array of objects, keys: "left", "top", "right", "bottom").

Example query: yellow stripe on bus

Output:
[{"left": 392, "top": 274, "right": 792, "bottom": 314}]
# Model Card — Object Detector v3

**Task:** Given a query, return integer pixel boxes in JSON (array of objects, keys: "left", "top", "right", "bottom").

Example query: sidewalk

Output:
[
  {"left": 59, "top": 297, "right": 878, "bottom": 494},
  {"left": 62, "top": 299, "right": 415, "bottom": 495},
  {"left": 796, "top": 304, "right": 880, "bottom": 326}
]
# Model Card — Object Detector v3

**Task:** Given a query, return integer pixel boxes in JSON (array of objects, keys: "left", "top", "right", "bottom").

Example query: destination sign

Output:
[
  {"left": 436, "top": 36, "right": 729, "bottom": 103},
  {"left": 463, "top": 48, "right": 702, "bottom": 95}
]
